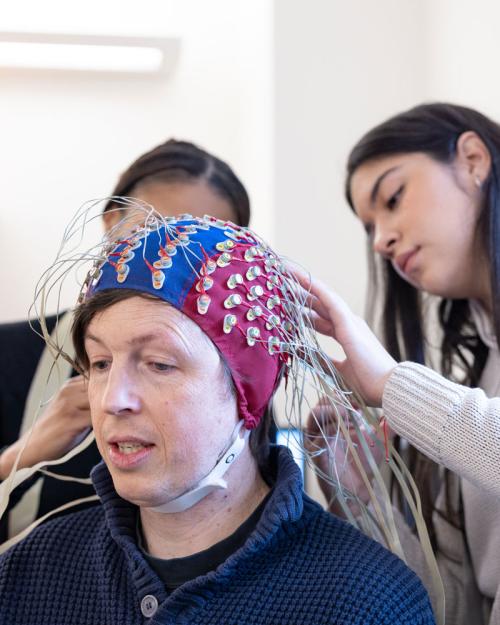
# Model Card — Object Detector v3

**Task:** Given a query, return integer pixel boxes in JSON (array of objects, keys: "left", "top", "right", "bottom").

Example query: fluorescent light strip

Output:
[{"left": 0, "top": 41, "right": 164, "bottom": 73}]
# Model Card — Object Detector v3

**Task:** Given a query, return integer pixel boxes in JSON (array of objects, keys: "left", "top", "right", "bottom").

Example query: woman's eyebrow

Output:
[{"left": 370, "top": 166, "right": 400, "bottom": 205}]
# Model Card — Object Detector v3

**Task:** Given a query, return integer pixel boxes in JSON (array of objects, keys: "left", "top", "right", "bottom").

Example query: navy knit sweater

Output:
[{"left": 0, "top": 447, "right": 435, "bottom": 625}]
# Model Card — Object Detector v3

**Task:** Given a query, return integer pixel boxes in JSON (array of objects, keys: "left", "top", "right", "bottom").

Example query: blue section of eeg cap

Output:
[{"left": 91, "top": 218, "right": 231, "bottom": 308}]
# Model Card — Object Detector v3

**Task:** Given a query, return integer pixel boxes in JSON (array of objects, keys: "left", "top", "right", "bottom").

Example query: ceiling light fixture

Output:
[{"left": 0, "top": 32, "right": 180, "bottom": 75}]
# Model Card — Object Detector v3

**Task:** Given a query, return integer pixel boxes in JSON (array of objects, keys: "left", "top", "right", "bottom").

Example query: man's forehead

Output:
[{"left": 85, "top": 300, "right": 210, "bottom": 355}]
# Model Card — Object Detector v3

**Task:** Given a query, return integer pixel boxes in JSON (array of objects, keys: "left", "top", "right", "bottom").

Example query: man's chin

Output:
[{"left": 114, "top": 481, "right": 190, "bottom": 510}]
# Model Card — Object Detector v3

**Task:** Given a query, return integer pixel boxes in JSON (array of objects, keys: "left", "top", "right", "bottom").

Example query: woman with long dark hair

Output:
[{"left": 306, "top": 103, "right": 500, "bottom": 625}]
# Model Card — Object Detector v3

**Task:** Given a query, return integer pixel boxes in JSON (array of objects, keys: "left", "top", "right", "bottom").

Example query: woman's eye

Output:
[{"left": 386, "top": 185, "right": 403, "bottom": 210}]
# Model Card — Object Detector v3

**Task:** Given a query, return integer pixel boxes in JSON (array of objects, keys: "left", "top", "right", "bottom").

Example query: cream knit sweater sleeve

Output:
[{"left": 382, "top": 361, "right": 500, "bottom": 499}]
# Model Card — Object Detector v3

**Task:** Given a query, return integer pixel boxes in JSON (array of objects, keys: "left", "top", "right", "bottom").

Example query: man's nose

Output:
[{"left": 101, "top": 365, "right": 141, "bottom": 416}]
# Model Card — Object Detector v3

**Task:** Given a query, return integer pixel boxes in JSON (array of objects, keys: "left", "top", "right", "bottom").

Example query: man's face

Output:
[{"left": 84, "top": 296, "right": 239, "bottom": 508}]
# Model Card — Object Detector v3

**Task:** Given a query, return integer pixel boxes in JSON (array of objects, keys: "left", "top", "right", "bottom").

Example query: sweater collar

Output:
[
  {"left": 91, "top": 446, "right": 305, "bottom": 602},
  {"left": 469, "top": 299, "right": 497, "bottom": 350}
]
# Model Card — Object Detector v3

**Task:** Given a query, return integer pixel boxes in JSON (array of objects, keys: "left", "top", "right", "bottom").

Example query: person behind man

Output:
[
  {"left": 0, "top": 139, "right": 251, "bottom": 542},
  {"left": 0, "top": 211, "right": 434, "bottom": 624}
]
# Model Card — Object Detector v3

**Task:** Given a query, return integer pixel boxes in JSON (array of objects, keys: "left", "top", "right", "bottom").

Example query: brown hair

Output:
[{"left": 104, "top": 139, "right": 250, "bottom": 227}]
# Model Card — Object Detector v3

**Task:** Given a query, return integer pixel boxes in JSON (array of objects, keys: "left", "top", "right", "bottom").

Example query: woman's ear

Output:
[
  {"left": 102, "top": 208, "right": 123, "bottom": 232},
  {"left": 455, "top": 130, "right": 492, "bottom": 190}
]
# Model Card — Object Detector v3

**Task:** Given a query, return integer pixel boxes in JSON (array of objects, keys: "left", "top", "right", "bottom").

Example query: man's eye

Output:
[
  {"left": 387, "top": 185, "right": 403, "bottom": 210},
  {"left": 150, "top": 362, "right": 174, "bottom": 372},
  {"left": 91, "top": 360, "right": 109, "bottom": 371}
]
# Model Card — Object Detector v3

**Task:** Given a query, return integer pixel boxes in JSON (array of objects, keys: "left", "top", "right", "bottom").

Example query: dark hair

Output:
[
  {"left": 103, "top": 139, "right": 250, "bottom": 227},
  {"left": 345, "top": 103, "right": 499, "bottom": 543},
  {"left": 72, "top": 289, "right": 272, "bottom": 469}
]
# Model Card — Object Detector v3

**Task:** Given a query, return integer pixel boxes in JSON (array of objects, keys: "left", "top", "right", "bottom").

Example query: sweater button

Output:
[{"left": 141, "top": 594, "right": 159, "bottom": 618}]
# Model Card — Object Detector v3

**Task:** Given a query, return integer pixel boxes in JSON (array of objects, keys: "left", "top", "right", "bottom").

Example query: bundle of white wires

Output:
[{"left": 0, "top": 199, "right": 444, "bottom": 624}]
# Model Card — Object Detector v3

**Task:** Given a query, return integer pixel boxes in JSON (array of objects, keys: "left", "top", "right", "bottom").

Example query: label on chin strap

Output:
[{"left": 150, "top": 420, "right": 250, "bottom": 513}]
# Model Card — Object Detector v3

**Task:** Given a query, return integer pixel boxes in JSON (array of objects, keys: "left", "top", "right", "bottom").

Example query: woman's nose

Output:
[
  {"left": 372, "top": 222, "right": 399, "bottom": 258},
  {"left": 101, "top": 365, "right": 141, "bottom": 416}
]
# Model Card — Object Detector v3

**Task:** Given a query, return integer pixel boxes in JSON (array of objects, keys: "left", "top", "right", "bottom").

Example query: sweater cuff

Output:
[{"left": 382, "top": 362, "right": 468, "bottom": 464}]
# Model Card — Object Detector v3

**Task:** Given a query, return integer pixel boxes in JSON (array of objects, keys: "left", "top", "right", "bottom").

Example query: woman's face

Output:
[
  {"left": 103, "top": 179, "right": 238, "bottom": 230},
  {"left": 85, "top": 296, "right": 239, "bottom": 508},
  {"left": 349, "top": 153, "right": 488, "bottom": 301}
]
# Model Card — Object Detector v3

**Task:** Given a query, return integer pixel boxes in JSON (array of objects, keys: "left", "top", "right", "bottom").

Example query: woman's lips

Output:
[
  {"left": 107, "top": 440, "right": 155, "bottom": 469},
  {"left": 394, "top": 248, "right": 420, "bottom": 277}
]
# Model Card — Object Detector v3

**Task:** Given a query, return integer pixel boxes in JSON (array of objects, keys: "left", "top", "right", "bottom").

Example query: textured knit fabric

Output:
[
  {"left": 382, "top": 302, "right": 500, "bottom": 625},
  {"left": 0, "top": 447, "right": 435, "bottom": 625},
  {"left": 383, "top": 362, "right": 500, "bottom": 499},
  {"left": 462, "top": 302, "right": 500, "bottom": 617},
  {"left": 138, "top": 490, "right": 271, "bottom": 590}
]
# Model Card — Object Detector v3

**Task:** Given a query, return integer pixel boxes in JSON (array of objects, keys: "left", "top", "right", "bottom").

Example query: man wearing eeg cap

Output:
[{"left": 0, "top": 209, "right": 434, "bottom": 625}]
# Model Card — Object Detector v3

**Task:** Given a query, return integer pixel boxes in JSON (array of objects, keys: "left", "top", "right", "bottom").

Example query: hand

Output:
[
  {"left": 290, "top": 266, "right": 397, "bottom": 407},
  {"left": 304, "top": 399, "right": 385, "bottom": 518},
  {"left": 0, "top": 376, "right": 91, "bottom": 480}
]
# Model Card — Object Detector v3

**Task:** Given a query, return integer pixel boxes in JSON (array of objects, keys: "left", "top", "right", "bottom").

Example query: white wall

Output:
[
  {"left": 272, "top": 0, "right": 430, "bottom": 501},
  {"left": 0, "top": 0, "right": 274, "bottom": 321},
  {"left": 425, "top": 0, "right": 500, "bottom": 121},
  {"left": 274, "top": 0, "right": 428, "bottom": 316}
]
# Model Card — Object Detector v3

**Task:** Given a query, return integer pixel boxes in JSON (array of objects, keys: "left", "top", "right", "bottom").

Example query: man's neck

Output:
[{"left": 139, "top": 449, "right": 270, "bottom": 560}]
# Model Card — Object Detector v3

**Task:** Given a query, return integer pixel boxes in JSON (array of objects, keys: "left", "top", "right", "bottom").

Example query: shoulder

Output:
[
  {"left": 0, "top": 504, "right": 108, "bottom": 583},
  {"left": 0, "top": 314, "right": 59, "bottom": 378},
  {"left": 0, "top": 314, "right": 58, "bottom": 345},
  {"left": 0, "top": 314, "right": 61, "bottom": 422},
  {"left": 0, "top": 504, "right": 133, "bottom": 624},
  {"left": 293, "top": 499, "right": 435, "bottom": 623}
]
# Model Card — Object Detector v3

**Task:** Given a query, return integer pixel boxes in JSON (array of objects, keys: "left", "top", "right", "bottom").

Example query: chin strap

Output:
[{"left": 150, "top": 420, "right": 250, "bottom": 514}]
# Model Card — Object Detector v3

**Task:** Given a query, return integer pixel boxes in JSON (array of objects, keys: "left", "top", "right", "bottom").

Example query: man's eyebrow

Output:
[
  {"left": 370, "top": 166, "right": 400, "bottom": 205},
  {"left": 85, "top": 333, "right": 104, "bottom": 345},
  {"left": 85, "top": 333, "right": 165, "bottom": 347}
]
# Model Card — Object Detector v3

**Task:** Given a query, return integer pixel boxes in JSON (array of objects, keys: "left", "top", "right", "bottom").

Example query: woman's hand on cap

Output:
[{"left": 289, "top": 265, "right": 397, "bottom": 407}]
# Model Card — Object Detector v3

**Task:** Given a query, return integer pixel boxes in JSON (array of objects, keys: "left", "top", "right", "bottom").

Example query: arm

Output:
[
  {"left": 384, "top": 361, "right": 500, "bottom": 498},
  {"left": 0, "top": 376, "right": 91, "bottom": 480},
  {"left": 292, "top": 269, "right": 500, "bottom": 498}
]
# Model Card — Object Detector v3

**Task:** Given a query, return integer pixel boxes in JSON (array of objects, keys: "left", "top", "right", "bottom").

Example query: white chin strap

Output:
[{"left": 150, "top": 420, "right": 250, "bottom": 514}]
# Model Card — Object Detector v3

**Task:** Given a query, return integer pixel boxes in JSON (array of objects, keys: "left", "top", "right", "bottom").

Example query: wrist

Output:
[
  {"left": 376, "top": 364, "right": 397, "bottom": 406},
  {"left": 0, "top": 444, "right": 17, "bottom": 480}
]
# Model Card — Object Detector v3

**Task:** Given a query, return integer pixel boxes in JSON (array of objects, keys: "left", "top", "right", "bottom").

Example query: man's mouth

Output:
[
  {"left": 115, "top": 442, "right": 149, "bottom": 455},
  {"left": 107, "top": 438, "right": 155, "bottom": 469}
]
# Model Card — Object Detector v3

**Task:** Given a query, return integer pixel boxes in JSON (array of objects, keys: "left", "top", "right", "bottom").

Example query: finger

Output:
[
  {"left": 306, "top": 403, "right": 350, "bottom": 440},
  {"left": 64, "top": 379, "right": 89, "bottom": 396},
  {"left": 75, "top": 401, "right": 91, "bottom": 411},
  {"left": 306, "top": 310, "right": 333, "bottom": 335},
  {"left": 73, "top": 411, "right": 92, "bottom": 425},
  {"left": 62, "top": 379, "right": 88, "bottom": 398},
  {"left": 65, "top": 374, "right": 85, "bottom": 385},
  {"left": 287, "top": 263, "right": 352, "bottom": 318}
]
